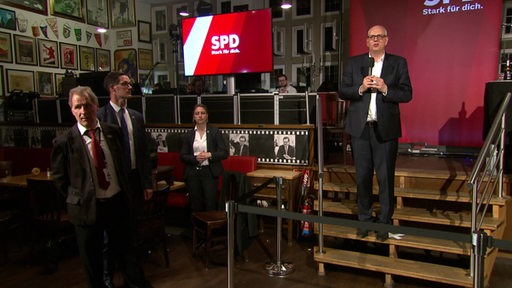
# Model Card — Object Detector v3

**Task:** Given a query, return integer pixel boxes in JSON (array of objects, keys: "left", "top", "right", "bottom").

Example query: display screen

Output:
[{"left": 181, "top": 9, "right": 273, "bottom": 76}]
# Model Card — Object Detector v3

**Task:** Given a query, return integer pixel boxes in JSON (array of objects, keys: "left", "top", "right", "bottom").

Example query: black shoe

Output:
[
  {"left": 376, "top": 231, "right": 389, "bottom": 241},
  {"left": 356, "top": 229, "right": 369, "bottom": 238}
]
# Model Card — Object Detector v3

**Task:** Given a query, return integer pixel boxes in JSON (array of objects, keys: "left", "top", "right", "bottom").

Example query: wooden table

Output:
[
  {"left": 246, "top": 169, "right": 302, "bottom": 245},
  {"left": 0, "top": 173, "right": 52, "bottom": 188}
]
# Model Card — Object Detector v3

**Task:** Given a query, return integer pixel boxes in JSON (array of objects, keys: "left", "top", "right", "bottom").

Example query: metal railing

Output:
[{"left": 467, "top": 92, "right": 511, "bottom": 287}]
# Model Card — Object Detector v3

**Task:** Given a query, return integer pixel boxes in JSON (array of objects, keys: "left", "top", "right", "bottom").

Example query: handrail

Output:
[{"left": 467, "top": 91, "right": 511, "bottom": 287}]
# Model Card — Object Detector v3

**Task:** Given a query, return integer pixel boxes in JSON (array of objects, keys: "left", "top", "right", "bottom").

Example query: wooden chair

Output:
[
  {"left": 192, "top": 156, "right": 258, "bottom": 269},
  {"left": 26, "top": 178, "right": 74, "bottom": 273},
  {"left": 137, "top": 184, "right": 171, "bottom": 267}
]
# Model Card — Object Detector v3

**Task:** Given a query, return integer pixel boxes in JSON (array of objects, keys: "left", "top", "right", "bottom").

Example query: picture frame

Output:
[
  {"left": 86, "top": 0, "right": 109, "bottom": 28},
  {"left": 36, "top": 71, "right": 54, "bottom": 97},
  {"left": 50, "top": 0, "right": 85, "bottom": 22},
  {"left": 110, "top": 0, "right": 136, "bottom": 28},
  {"left": 1, "top": 0, "right": 48, "bottom": 15},
  {"left": 6, "top": 69, "right": 35, "bottom": 93},
  {"left": 14, "top": 34, "right": 37, "bottom": 66},
  {"left": 114, "top": 49, "right": 137, "bottom": 81},
  {"left": 0, "top": 65, "right": 4, "bottom": 96},
  {"left": 153, "top": 38, "right": 167, "bottom": 63},
  {"left": 138, "top": 20, "right": 151, "bottom": 43},
  {"left": 138, "top": 49, "right": 153, "bottom": 70},
  {"left": 116, "top": 30, "right": 132, "bottom": 47},
  {"left": 0, "top": 32, "right": 13, "bottom": 63},
  {"left": 0, "top": 8, "right": 16, "bottom": 31},
  {"left": 54, "top": 73, "right": 65, "bottom": 95},
  {"left": 96, "top": 48, "right": 111, "bottom": 71},
  {"left": 38, "top": 39, "right": 59, "bottom": 68},
  {"left": 60, "top": 42, "right": 78, "bottom": 70},
  {"left": 79, "top": 45, "right": 95, "bottom": 71},
  {"left": 151, "top": 6, "right": 167, "bottom": 34}
]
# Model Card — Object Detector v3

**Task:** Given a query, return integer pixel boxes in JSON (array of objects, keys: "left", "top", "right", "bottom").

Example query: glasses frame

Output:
[{"left": 367, "top": 34, "right": 387, "bottom": 40}]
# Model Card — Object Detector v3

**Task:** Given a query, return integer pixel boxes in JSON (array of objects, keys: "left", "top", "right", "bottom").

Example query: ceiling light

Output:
[
  {"left": 179, "top": 6, "right": 190, "bottom": 17},
  {"left": 96, "top": 27, "right": 107, "bottom": 33},
  {"left": 281, "top": 1, "right": 292, "bottom": 9}
]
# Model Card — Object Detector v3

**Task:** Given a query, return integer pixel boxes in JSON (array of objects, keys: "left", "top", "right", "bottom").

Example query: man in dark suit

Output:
[
  {"left": 51, "top": 86, "right": 152, "bottom": 288},
  {"left": 276, "top": 136, "right": 296, "bottom": 160},
  {"left": 98, "top": 71, "right": 153, "bottom": 287},
  {"left": 340, "top": 25, "right": 412, "bottom": 241},
  {"left": 230, "top": 135, "right": 249, "bottom": 156}
]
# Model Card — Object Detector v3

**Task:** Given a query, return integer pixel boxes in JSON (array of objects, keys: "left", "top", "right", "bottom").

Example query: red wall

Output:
[{"left": 349, "top": 0, "right": 502, "bottom": 146}]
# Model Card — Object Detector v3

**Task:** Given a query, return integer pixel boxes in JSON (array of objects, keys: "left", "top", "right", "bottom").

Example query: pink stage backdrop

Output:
[{"left": 349, "top": 0, "right": 502, "bottom": 146}]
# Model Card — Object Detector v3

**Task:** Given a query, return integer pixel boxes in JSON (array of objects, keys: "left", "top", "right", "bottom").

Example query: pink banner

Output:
[{"left": 350, "top": 0, "right": 502, "bottom": 146}]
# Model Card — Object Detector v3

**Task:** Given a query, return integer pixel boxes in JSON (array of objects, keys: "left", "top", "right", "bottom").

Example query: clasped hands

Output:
[
  {"left": 196, "top": 151, "right": 212, "bottom": 163},
  {"left": 360, "top": 76, "right": 387, "bottom": 95}
]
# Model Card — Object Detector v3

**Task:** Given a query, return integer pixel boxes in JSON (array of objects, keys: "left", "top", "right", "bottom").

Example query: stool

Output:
[{"left": 192, "top": 210, "right": 227, "bottom": 269}]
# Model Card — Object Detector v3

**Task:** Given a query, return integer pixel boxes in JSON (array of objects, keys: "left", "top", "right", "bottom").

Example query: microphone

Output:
[{"left": 368, "top": 57, "right": 375, "bottom": 76}]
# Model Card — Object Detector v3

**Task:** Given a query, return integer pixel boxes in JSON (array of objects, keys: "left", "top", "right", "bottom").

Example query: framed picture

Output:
[
  {"left": 50, "top": 0, "right": 85, "bottom": 22},
  {"left": 116, "top": 30, "right": 132, "bottom": 47},
  {"left": 37, "top": 71, "right": 54, "bottom": 96},
  {"left": 152, "top": 6, "right": 167, "bottom": 34},
  {"left": 0, "top": 8, "right": 16, "bottom": 31},
  {"left": 86, "top": 0, "right": 109, "bottom": 28},
  {"left": 153, "top": 38, "right": 167, "bottom": 63},
  {"left": 38, "top": 39, "right": 59, "bottom": 68},
  {"left": 2, "top": 1, "right": 48, "bottom": 15},
  {"left": 0, "top": 65, "right": 4, "bottom": 96},
  {"left": 110, "top": 0, "right": 136, "bottom": 28},
  {"left": 60, "top": 42, "right": 78, "bottom": 70},
  {"left": 154, "top": 71, "right": 169, "bottom": 86},
  {"left": 14, "top": 34, "right": 37, "bottom": 66},
  {"left": 0, "top": 32, "right": 13, "bottom": 63},
  {"left": 114, "top": 49, "right": 137, "bottom": 81},
  {"left": 6, "top": 69, "right": 35, "bottom": 93},
  {"left": 79, "top": 46, "right": 95, "bottom": 71},
  {"left": 54, "top": 73, "right": 65, "bottom": 95},
  {"left": 138, "top": 49, "right": 153, "bottom": 70},
  {"left": 138, "top": 20, "right": 151, "bottom": 43},
  {"left": 96, "top": 48, "right": 111, "bottom": 71}
]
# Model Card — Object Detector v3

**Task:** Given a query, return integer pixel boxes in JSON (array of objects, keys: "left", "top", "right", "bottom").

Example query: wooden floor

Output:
[{"left": 1, "top": 153, "right": 512, "bottom": 288}]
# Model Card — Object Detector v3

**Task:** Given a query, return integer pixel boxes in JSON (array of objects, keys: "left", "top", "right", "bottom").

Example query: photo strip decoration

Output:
[{"left": 146, "top": 127, "right": 310, "bottom": 166}]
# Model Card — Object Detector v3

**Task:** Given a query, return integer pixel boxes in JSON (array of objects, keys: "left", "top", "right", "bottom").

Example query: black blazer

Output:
[
  {"left": 51, "top": 123, "right": 133, "bottom": 225},
  {"left": 340, "top": 53, "right": 412, "bottom": 141},
  {"left": 181, "top": 125, "right": 228, "bottom": 179},
  {"left": 97, "top": 104, "right": 153, "bottom": 190}
]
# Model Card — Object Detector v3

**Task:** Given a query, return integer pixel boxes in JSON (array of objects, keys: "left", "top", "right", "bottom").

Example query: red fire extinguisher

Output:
[{"left": 301, "top": 198, "right": 313, "bottom": 237}]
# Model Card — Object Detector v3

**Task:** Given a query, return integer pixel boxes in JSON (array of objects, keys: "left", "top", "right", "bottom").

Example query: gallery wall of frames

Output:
[{"left": 0, "top": 0, "right": 152, "bottom": 101}]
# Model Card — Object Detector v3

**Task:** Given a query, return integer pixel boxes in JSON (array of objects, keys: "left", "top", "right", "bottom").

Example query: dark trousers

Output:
[
  {"left": 351, "top": 124, "right": 398, "bottom": 225},
  {"left": 104, "top": 169, "right": 144, "bottom": 286},
  {"left": 74, "top": 192, "right": 148, "bottom": 288},
  {"left": 186, "top": 166, "right": 219, "bottom": 212}
]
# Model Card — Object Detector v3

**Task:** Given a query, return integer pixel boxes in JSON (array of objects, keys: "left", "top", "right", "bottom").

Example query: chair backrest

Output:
[
  {"left": 139, "top": 185, "right": 170, "bottom": 221},
  {"left": 218, "top": 156, "right": 257, "bottom": 191},
  {"left": 26, "top": 178, "right": 63, "bottom": 222},
  {"left": 0, "top": 160, "right": 12, "bottom": 178}
]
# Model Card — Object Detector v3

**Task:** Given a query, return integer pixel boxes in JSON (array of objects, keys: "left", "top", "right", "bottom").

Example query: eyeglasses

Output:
[
  {"left": 367, "top": 34, "right": 387, "bottom": 40},
  {"left": 118, "top": 81, "right": 132, "bottom": 87}
]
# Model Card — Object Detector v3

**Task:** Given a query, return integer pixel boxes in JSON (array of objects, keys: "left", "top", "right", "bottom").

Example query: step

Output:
[
  {"left": 315, "top": 181, "right": 509, "bottom": 206},
  {"left": 313, "top": 198, "right": 359, "bottom": 215},
  {"left": 316, "top": 224, "right": 472, "bottom": 255},
  {"left": 393, "top": 207, "right": 503, "bottom": 231},
  {"left": 314, "top": 247, "right": 474, "bottom": 287}
]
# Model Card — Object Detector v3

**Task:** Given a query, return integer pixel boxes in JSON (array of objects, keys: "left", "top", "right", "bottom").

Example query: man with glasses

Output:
[
  {"left": 277, "top": 74, "right": 297, "bottom": 93},
  {"left": 340, "top": 25, "right": 412, "bottom": 241},
  {"left": 98, "top": 71, "right": 154, "bottom": 287}
]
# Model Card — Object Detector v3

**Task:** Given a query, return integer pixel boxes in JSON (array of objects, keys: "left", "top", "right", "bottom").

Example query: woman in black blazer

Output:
[{"left": 181, "top": 104, "right": 228, "bottom": 212}]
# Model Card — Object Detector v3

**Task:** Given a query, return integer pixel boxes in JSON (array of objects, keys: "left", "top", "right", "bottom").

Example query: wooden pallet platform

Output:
[{"left": 314, "top": 247, "right": 476, "bottom": 287}]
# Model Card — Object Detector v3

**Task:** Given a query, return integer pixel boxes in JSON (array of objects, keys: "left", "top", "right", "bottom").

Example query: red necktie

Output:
[{"left": 87, "top": 129, "right": 110, "bottom": 190}]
